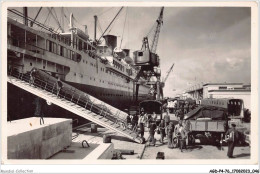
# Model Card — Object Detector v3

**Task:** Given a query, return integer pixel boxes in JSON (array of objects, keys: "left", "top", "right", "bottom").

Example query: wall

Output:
[
  {"left": 7, "top": 117, "right": 72, "bottom": 159},
  {"left": 208, "top": 91, "right": 251, "bottom": 110},
  {"left": 203, "top": 84, "right": 244, "bottom": 99}
]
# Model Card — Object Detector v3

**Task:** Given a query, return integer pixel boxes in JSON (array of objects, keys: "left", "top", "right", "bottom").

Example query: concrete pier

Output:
[{"left": 7, "top": 117, "right": 72, "bottom": 159}]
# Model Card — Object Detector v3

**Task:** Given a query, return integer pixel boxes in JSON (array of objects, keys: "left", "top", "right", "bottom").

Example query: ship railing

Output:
[
  {"left": 8, "top": 69, "right": 129, "bottom": 126},
  {"left": 8, "top": 35, "right": 45, "bottom": 55},
  {"left": 8, "top": 9, "right": 60, "bottom": 35}
]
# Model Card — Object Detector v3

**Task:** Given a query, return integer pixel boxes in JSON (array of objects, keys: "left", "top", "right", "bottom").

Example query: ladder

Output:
[{"left": 7, "top": 73, "right": 143, "bottom": 144}]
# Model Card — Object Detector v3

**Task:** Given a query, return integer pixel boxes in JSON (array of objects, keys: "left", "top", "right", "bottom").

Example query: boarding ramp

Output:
[{"left": 7, "top": 70, "right": 143, "bottom": 144}]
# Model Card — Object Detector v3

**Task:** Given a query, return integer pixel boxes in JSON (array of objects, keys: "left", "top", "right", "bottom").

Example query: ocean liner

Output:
[{"left": 7, "top": 7, "right": 163, "bottom": 121}]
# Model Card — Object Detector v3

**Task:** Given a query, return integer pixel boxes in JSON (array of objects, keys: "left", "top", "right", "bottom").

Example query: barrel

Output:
[
  {"left": 103, "top": 135, "right": 111, "bottom": 143},
  {"left": 91, "top": 124, "right": 97, "bottom": 133}
]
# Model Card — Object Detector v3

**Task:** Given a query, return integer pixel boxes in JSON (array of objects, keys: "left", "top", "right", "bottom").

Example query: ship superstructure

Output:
[{"left": 7, "top": 8, "right": 155, "bottom": 111}]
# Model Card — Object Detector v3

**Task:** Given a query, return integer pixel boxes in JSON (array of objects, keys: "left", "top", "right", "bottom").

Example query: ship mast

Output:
[
  {"left": 94, "top": 15, "right": 97, "bottom": 42},
  {"left": 23, "top": 7, "right": 28, "bottom": 26}
]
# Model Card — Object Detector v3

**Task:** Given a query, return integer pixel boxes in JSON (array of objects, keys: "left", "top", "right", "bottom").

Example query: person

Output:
[
  {"left": 163, "top": 110, "right": 171, "bottom": 135},
  {"left": 167, "top": 122, "right": 174, "bottom": 148},
  {"left": 138, "top": 112, "right": 145, "bottom": 138},
  {"left": 174, "top": 120, "right": 183, "bottom": 149},
  {"left": 29, "top": 68, "right": 36, "bottom": 86},
  {"left": 158, "top": 120, "right": 166, "bottom": 143},
  {"left": 174, "top": 120, "right": 186, "bottom": 152},
  {"left": 183, "top": 119, "right": 191, "bottom": 146},
  {"left": 143, "top": 112, "right": 148, "bottom": 126},
  {"left": 152, "top": 112, "right": 157, "bottom": 122},
  {"left": 184, "top": 101, "right": 189, "bottom": 114},
  {"left": 175, "top": 109, "right": 179, "bottom": 119},
  {"left": 174, "top": 120, "right": 182, "bottom": 137},
  {"left": 56, "top": 77, "right": 63, "bottom": 97},
  {"left": 146, "top": 114, "right": 152, "bottom": 127},
  {"left": 179, "top": 109, "right": 184, "bottom": 120},
  {"left": 147, "top": 121, "right": 157, "bottom": 146},
  {"left": 225, "top": 124, "right": 239, "bottom": 158},
  {"left": 126, "top": 114, "right": 131, "bottom": 128},
  {"left": 132, "top": 114, "right": 138, "bottom": 131},
  {"left": 178, "top": 123, "right": 187, "bottom": 152},
  {"left": 188, "top": 104, "right": 193, "bottom": 112}
]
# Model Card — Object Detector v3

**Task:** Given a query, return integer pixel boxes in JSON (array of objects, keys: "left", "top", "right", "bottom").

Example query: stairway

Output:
[{"left": 7, "top": 75, "right": 143, "bottom": 144}]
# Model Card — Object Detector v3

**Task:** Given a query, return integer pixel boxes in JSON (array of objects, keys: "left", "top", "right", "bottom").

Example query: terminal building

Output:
[{"left": 184, "top": 82, "right": 251, "bottom": 110}]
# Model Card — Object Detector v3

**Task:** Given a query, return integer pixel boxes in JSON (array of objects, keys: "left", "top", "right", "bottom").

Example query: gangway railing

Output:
[{"left": 7, "top": 69, "right": 144, "bottom": 144}]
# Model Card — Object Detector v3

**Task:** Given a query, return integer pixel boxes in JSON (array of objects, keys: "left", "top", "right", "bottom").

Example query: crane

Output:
[
  {"left": 162, "top": 63, "right": 174, "bottom": 84},
  {"left": 141, "top": 7, "right": 164, "bottom": 54},
  {"left": 159, "top": 63, "right": 174, "bottom": 99},
  {"left": 150, "top": 7, "right": 164, "bottom": 54},
  {"left": 133, "top": 7, "right": 164, "bottom": 101}
]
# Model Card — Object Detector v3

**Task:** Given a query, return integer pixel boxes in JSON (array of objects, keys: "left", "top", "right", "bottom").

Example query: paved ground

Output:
[
  {"left": 73, "top": 125, "right": 145, "bottom": 159},
  {"left": 60, "top": 113, "right": 250, "bottom": 160},
  {"left": 142, "top": 114, "right": 250, "bottom": 159},
  {"left": 142, "top": 135, "right": 250, "bottom": 159}
]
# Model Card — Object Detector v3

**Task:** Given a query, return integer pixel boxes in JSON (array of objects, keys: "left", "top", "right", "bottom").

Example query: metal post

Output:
[
  {"left": 22, "top": 53, "right": 25, "bottom": 73},
  {"left": 100, "top": 103, "right": 105, "bottom": 116},
  {"left": 51, "top": 82, "right": 55, "bottom": 93},
  {"left": 71, "top": 89, "right": 75, "bottom": 102},
  {"left": 77, "top": 94, "right": 81, "bottom": 104},
  {"left": 20, "top": 72, "right": 24, "bottom": 80},
  {"left": 44, "top": 82, "right": 47, "bottom": 90},
  {"left": 63, "top": 89, "right": 67, "bottom": 99},
  {"left": 84, "top": 97, "right": 89, "bottom": 109},
  {"left": 103, "top": 106, "right": 108, "bottom": 118},
  {"left": 90, "top": 99, "right": 95, "bottom": 112}
]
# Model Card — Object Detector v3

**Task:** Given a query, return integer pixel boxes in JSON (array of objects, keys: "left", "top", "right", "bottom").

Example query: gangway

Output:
[{"left": 7, "top": 70, "right": 144, "bottom": 144}]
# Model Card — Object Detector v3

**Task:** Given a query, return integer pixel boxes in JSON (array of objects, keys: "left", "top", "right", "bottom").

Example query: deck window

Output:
[
  {"left": 79, "top": 39, "right": 83, "bottom": 51},
  {"left": 59, "top": 45, "right": 64, "bottom": 56}
]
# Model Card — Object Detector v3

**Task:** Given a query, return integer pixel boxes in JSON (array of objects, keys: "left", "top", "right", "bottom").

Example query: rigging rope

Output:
[
  {"left": 97, "top": 7, "right": 114, "bottom": 17},
  {"left": 98, "top": 7, "right": 123, "bottom": 42},
  {"left": 97, "top": 18, "right": 104, "bottom": 35},
  {"left": 43, "top": 7, "right": 52, "bottom": 26},
  {"left": 47, "top": 7, "right": 62, "bottom": 32},
  {"left": 119, "top": 7, "right": 128, "bottom": 49}
]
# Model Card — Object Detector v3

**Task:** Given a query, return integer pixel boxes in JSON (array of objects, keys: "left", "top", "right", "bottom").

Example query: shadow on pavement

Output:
[
  {"left": 110, "top": 134, "right": 136, "bottom": 143},
  {"left": 185, "top": 145, "right": 203, "bottom": 152},
  {"left": 234, "top": 153, "right": 250, "bottom": 158}
]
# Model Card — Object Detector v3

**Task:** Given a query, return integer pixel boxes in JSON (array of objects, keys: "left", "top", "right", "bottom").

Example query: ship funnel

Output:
[
  {"left": 122, "top": 49, "right": 130, "bottom": 57},
  {"left": 103, "top": 35, "right": 117, "bottom": 51}
]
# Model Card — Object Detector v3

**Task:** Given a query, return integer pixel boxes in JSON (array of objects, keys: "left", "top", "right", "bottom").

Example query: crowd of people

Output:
[
  {"left": 174, "top": 101, "right": 197, "bottom": 120},
  {"left": 125, "top": 109, "right": 191, "bottom": 152}
]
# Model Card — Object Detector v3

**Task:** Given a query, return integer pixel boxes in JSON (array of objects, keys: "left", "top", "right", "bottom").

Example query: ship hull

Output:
[{"left": 67, "top": 82, "right": 152, "bottom": 110}]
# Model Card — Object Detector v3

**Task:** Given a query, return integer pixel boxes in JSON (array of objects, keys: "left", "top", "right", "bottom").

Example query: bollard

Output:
[
  {"left": 91, "top": 123, "right": 97, "bottom": 133},
  {"left": 103, "top": 135, "right": 111, "bottom": 143},
  {"left": 156, "top": 152, "right": 165, "bottom": 159}
]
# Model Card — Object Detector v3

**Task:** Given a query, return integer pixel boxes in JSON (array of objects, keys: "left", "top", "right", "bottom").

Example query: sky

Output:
[{"left": 9, "top": 7, "right": 251, "bottom": 98}]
